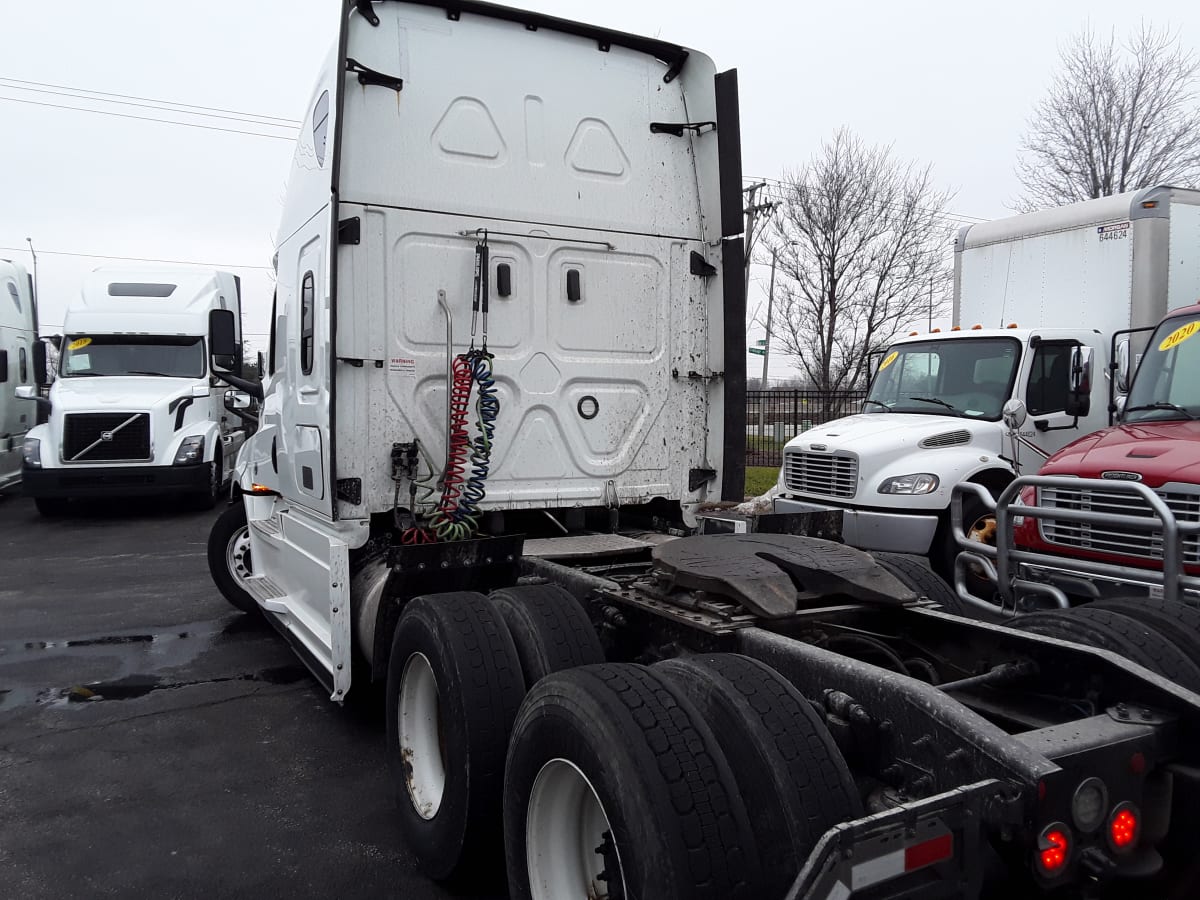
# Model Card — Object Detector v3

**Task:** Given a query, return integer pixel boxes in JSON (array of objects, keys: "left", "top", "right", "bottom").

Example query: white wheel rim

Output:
[
  {"left": 399, "top": 652, "right": 445, "bottom": 820},
  {"left": 527, "top": 758, "right": 624, "bottom": 900},
  {"left": 225, "top": 526, "right": 252, "bottom": 586}
]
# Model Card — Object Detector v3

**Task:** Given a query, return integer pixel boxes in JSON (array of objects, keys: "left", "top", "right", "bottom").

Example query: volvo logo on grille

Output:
[
  {"left": 99, "top": 430, "right": 115, "bottom": 442},
  {"left": 1101, "top": 470, "right": 1142, "bottom": 481}
]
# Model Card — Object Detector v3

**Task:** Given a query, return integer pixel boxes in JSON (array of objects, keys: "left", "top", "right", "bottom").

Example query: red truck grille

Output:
[{"left": 1038, "top": 486, "right": 1200, "bottom": 566}]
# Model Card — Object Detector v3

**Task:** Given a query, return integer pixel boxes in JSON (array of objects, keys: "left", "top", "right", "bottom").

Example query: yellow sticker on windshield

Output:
[
  {"left": 1158, "top": 321, "right": 1200, "bottom": 352},
  {"left": 879, "top": 351, "right": 899, "bottom": 370},
  {"left": 68, "top": 337, "right": 92, "bottom": 351}
]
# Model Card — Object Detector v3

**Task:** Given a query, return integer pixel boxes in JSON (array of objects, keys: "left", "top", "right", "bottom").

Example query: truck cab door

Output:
[{"left": 1022, "top": 338, "right": 1103, "bottom": 455}]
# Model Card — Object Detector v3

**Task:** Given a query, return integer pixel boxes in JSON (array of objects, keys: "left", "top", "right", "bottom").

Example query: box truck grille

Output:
[
  {"left": 63, "top": 413, "right": 151, "bottom": 462},
  {"left": 783, "top": 450, "right": 858, "bottom": 498},
  {"left": 1038, "top": 486, "right": 1200, "bottom": 565}
]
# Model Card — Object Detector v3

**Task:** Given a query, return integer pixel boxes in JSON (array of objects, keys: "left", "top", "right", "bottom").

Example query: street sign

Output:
[
  {"left": 748, "top": 347, "right": 766, "bottom": 356},
  {"left": 755, "top": 339, "right": 767, "bottom": 347}
]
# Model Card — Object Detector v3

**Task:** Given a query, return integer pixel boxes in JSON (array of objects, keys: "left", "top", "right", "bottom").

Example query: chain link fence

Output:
[{"left": 745, "top": 389, "right": 868, "bottom": 467}]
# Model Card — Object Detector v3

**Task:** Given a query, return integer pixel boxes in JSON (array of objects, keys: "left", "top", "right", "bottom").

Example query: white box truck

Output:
[
  {"left": 19, "top": 266, "right": 251, "bottom": 514},
  {"left": 201, "top": 5, "right": 1200, "bottom": 897},
  {"left": 1, "top": 258, "right": 38, "bottom": 492},
  {"left": 774, "top": 186, "right": 1200, "bottom": 578}
]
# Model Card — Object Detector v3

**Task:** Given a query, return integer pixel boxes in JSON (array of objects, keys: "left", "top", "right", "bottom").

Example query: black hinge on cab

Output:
[
  {"left": 336, "top": 478, "right": 363, "bottom": 505},
  {"left": 690, "top": 251, "right": 717, "bottom": 277},
  {"left": 650, "top": 121, "right": 716, "bottom": 137},
  {"left": 338, "top": 216, "right": 361, "bottom": 245},
  {"left": 345, "top": 57, "right": 404, "bottom": 92},
  {"left": 689, "top": 468, "right": 717, "bottom": 491},
  {"left": 353, "top": 0, "right": 380, "bottom": 26}
]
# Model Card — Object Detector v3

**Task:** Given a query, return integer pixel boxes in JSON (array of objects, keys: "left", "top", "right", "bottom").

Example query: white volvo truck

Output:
[
  {"left": 205, "top": 4, "right": 1200, "bottom": 898},
  {"left": 19, "top": 266, "right": 251, "bottom": 514},
  {"left": 774, "top": 187, "right": 1200, "bottom": 579},
  {"left": 1, "top": 259, "right": 38, "bottom": 493}
]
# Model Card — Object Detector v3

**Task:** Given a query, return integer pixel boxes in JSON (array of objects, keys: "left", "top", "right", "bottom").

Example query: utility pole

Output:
[
  {"left": 743, "top": 181, "right": 766, "bottom": 300},
  {"left": 758, "top": 246, "right": 779, "bottom": 439},
  {"left": 928, "top": 274, "right": 933, "bottom": 331},
  {"left": 25, "top": 237, "right": 39, "bottom": 329}
]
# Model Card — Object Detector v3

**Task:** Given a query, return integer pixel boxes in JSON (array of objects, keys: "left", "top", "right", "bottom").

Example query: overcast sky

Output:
[{"left": 2, "top": 0, "right": 1195, "bottom": 378}]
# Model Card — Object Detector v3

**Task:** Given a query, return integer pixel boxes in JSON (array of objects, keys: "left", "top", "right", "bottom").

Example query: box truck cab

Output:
[
  {"left": 1, "top": 259, "right": 38, "bottom": 493},
  {"left": 20, "top": 267, "right": 248, "bottom": 514},
  {"left": 774, "top": 187, "right": 1200, "bottom": 577}
]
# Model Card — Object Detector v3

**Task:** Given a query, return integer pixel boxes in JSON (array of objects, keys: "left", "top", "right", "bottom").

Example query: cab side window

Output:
[
  {"left": 1027, "top": 341, "right": 1074, "bottom": 416},
  {"left": 19, "top": 347, "right": 27, "bottom": 382},
  {"left": 300, "top": 273, "right": 315, "bottom": 376}
]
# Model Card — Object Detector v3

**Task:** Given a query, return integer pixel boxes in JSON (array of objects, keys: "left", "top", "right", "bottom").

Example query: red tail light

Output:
[
  {"left": 1035, "top": 823, "right": 1071, "bottom": 877},
  {"left": 1107, "top": 803, "right": 1140, "bottom": 853}
]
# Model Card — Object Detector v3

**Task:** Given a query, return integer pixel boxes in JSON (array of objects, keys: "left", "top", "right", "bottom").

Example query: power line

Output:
[
  {"left": 0, "top": 76, "right": 300, "bottom": 125},
  {"left": 0, "top": 245, "right": 273, "bottom": 270},
  {"left": 0, "top": 95, "right": 296, "bottom": 141},
  {"left": 0, "top": 82, "right": 299, "bottom": 129}
]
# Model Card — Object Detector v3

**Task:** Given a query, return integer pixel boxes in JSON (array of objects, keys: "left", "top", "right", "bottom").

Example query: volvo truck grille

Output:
[
  {"left": 783, "top": 450, "right": 858, "bottom": 498},
  {"left": 63, "top": 413, "right": 152, "bottom": 462},
  {"left": 1038, "top": 486, "right": 1200, "bottom": 565}
]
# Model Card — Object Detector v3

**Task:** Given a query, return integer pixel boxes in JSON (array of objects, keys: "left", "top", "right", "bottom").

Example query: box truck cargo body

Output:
[
  {"left": 0, "top": 259, "right": 37, "bottom": 492},
  {"left": 775, "top": 187, "right": 1200, "bottom": 576}
]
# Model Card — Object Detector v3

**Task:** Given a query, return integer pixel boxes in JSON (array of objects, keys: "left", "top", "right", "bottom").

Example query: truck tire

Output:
[
  {"left": 33, "top": 497, "right": 70, "bottom": 517},
  {"left": 387, "top": 592, "right": 524, "bottom": 882},
  {"left": 192, "top": 446, "right": 223, "bottom": 510},
  {"left": 1070, "top": 607, "right": 1200, "bottom": 693},
  {"left": 1012, "top": 610, "right": 1197, "bottom": 686},
  {"left": 873, "top": 551, "right": 966, "bottom": 616},
  {"left": 206, "top": 502, "right": 258, "bottom": 615},
  {"left": 936, "top": 491, "right": 996, "bottom": 597},
  {"left": 655, "top": 654, "right": 861, "bottom": 897},
  {"left": 1092, "top": 597, "right": 1200, "bottom": 668},
  {"left": 489, "top": 584, "right": 604, "bottom": 688},
  {"left": 505, "top": 664, "right": 762, "bottom": 900}
]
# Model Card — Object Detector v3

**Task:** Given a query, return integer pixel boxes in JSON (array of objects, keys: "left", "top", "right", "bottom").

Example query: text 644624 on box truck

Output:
[
  {"left": 774, "top": 188, "right": 1200, "bottom": 586},
  {"left": 204, "top": 3, "right": 1200, "bottom": 897}
]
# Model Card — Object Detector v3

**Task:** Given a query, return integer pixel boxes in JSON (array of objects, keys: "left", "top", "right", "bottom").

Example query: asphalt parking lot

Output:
[{"left": 0, "top": 494, "right": 502, "bottom": 900}]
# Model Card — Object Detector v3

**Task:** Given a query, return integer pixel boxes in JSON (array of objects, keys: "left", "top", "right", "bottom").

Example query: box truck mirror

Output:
[
  {"left": 1065, "top": 345, "right": 1092, "bottom": 417},
  {"left": 1002, "top": 398, "right": 1027, "bottom": 430}
]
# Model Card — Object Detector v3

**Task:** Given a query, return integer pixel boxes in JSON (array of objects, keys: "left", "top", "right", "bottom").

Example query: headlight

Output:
[
  {"left": 878, "top": 473, "right": 939, "bottom": 495},
  {"left": 173, "top": 435, "right": 205, "bottom": 465},
  {"left": 22, "top": 437, "right": 41, "bottom": 468}
]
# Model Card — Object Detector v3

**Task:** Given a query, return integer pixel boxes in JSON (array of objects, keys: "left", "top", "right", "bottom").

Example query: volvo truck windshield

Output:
[
  {"left": 60, "top": 335, "right": 206, "bottom": 378},
  {"left": 865, "top": 336, "right": 1020, "bottom": 420}
]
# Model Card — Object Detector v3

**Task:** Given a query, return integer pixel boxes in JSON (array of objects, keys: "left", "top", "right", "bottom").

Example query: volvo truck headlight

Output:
[
  {"left": 878, "top": 473, "right": 939, "bottom": 494},
  {"left": 173, "top": 435, "right": 205, "bottom": 465},
  {"left": 22, "top": 437, "right": 41, "bottom": 468}
]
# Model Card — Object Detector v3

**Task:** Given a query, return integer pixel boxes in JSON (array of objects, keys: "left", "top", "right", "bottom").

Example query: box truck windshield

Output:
[
  {"left": 1123, "top": 312, "right": 1200, "bottom": 422},
  {"left": 60, "top": 335, "right": 206, "bottom": 379},
  {"left": 865, "top": 336, "right": 1021, "bottom": 420}
]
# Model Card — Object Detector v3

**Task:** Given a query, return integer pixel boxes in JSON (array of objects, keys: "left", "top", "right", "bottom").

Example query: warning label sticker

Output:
[{"left": 388, "top": 356, "right": 417, "bottom": 377}]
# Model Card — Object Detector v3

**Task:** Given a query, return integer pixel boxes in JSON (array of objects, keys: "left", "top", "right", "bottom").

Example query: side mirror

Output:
[
  {"left": 224, "top": 389, "right": 252, "bottom": 411},
  {"left": 1114, "top": 394, "right": 1127, "bottom": 422},
  {"left": 1002, "top": 398, "right": 1027, "bottom": 430},
  {"left": 0, "top": 349, "right": 7, "bottom": 383},
  {"left": 15, "top": 385, "right": 36, "bottom": 400},
  {"left": 32, "top": 341, "right": 47, "bottom": 386},
  {"left": 209, "top": 308, "right": 237, "bottom": 372},
  {"left": 1114, "top": 339, "right": 1131, "bottom": 394},
  {"left": 1066, "top": 345, "right": 1092, "bottom": 417}
]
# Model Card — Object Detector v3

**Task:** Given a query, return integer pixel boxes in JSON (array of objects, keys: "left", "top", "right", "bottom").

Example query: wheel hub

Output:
[
  {"left": 398, "top": 652, "right": 446, "bottom": 821},
  {"left": 225, "top": 526, "right": 252, "bottom": 586}
]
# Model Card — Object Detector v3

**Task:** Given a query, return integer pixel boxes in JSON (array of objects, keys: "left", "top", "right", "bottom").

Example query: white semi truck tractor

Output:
[{"left": 205, "top": 4, "right": 1200, "bottom": 897}]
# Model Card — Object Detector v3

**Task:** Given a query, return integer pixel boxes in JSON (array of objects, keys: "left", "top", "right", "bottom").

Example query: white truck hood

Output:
[
  {"left": 51, "top": 377, "right": 199, "bottom": 411},
  {"left": 788, "top": 413, "right": 1002, "bottom": 455}
]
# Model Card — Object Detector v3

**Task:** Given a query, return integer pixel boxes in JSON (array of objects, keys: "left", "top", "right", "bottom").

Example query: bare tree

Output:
[
  {"left": 764, "top": 130, "right": 952, "bottom": 415},
  {"left": 1016, "top": 26, "right": 1200, "bottom": 210}
]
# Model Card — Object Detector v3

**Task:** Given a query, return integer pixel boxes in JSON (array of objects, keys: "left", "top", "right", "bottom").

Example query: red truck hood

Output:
[{"left": 1041, "top": 421, "right": 1200, "bottom": 488}]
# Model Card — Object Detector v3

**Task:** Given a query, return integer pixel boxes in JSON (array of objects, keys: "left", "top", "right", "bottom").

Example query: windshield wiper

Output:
[
  {"left": 125, "top": 370, "right": 175, "bottom": 377},
  {"left": 1123, "top": 402, "right": 1197, "bottom": 420},
  {"left": 862, "top": 399, "right": 891, "bottom": 412},
  {"left": 907, "top": 396, "right": 964, "bottom": 415}
]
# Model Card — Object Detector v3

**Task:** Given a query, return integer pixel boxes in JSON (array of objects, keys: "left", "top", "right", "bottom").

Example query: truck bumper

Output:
[
  {"left": 774, "top": 497, "right": 939, "bottom": 555},
  {"left": 22, "top": 464, "right": 209, "bottom": 498}
]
